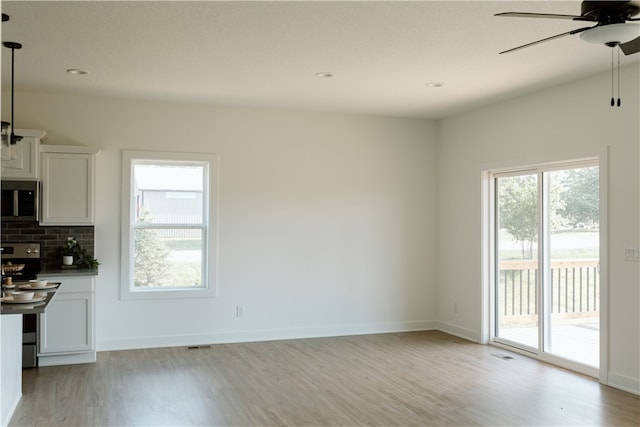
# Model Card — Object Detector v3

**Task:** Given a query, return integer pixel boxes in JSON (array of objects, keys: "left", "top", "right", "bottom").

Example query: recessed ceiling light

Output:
[
  {"left": 315, "top": 72, "right": 334, "bottom": 78},
  {"left": 66, "top": 68, "right": 88, "bottom": 75},
  {"left": 425, "top": 82, "right": 444, "bottom": 88}
]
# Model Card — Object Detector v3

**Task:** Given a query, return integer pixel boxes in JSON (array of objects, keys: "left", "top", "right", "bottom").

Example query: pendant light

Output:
[
  {"left": 1, "top": 14, "right": 16, "bottom": 159},
  {"left": 2, "top": 41, "right": 23, "bottom": 160},
  {"left": 1, "top": 122, "right": 9, "bottom": 147}
]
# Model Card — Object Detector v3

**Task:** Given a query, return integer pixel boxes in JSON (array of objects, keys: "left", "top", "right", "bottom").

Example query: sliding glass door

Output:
[{"left": 493, "top": 163, "right": 599, "bottom": 370}]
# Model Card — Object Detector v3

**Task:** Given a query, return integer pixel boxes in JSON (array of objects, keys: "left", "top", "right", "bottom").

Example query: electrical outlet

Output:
[
  {"left": 236, "top": 305, "right": 245, "bottom": 318},
  {"left": 453, "top": 303, "right": 458, "bottom": 314},
  {"left": 624, "top": 247, "right": 640, "bottom": 262}
]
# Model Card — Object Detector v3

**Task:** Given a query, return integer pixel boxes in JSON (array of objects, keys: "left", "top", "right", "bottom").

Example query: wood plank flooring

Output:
[{"left": 10, "top": 331, "right": 640, "bottom": 426}]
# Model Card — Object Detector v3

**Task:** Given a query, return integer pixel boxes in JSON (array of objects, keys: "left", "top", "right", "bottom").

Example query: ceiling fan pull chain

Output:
[
  {"left": 617, "top": 48, "right": 621, "bottom": 107},
  {"left": 610, "top": 47, "right": 615, "bottom": 107}
]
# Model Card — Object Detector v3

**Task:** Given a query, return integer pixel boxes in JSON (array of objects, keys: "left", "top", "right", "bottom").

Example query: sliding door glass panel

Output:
[
  {"left": 545, "top": 167, "right": 599, "bottom": 367},
  {"left": 495, "top": 173, "right": 539, "bottom": 350}
]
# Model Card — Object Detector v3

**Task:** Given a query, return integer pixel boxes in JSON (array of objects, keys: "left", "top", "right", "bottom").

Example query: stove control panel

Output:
[{"left": 1, "top": 243, "right": 41, "bottom": 259}]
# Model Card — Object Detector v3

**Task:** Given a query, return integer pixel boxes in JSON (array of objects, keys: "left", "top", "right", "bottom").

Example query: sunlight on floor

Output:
[{"left": 500, "top": 322, "right": 599, "bottom": 367}]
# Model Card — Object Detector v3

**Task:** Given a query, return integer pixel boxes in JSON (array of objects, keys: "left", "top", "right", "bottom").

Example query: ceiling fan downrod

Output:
[{"left": 3, "top": 41, "right": 24, "bottom": 143}]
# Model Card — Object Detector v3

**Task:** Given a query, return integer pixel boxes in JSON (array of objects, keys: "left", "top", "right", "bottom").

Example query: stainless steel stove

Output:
[
  {"left": 2, "top": 242, "right": 42, "bottom": 368},
  {"left": 2, "top": 242, "right": 41, "bottom": 279}
]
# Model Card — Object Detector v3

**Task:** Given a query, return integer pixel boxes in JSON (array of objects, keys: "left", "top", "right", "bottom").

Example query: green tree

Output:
[
  {"left": 498, "top": 174, "right": 566, "bottom": 258},
  {"left": 134, "top": 210, "right": 170, "bottom": 287},
  {"left": 559, "top": 167, "right": 599, "bottom": 227},
  {"left": 498, "top": 175, "right": 538, "bottom": 258}
]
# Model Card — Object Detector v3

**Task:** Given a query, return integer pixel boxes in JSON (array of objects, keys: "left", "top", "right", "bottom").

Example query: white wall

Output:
[
  {"left": 436, "top": 63, "right": 640, "bottom": 394},
  {"left": 6, "top": 63, "right": 638, "bottom": 395},
  {"left": 8, "top": 91, "right": 438, "bottom": 349}
]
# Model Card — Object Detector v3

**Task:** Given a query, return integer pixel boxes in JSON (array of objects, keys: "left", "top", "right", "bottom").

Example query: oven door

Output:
[{"left": 23, "top": 314, "right": 38, "bottom": 368}]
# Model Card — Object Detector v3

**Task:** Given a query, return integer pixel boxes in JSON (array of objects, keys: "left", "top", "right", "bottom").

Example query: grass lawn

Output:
[{"left": 499, "top": 229, "right": 599, "bottom": 260}]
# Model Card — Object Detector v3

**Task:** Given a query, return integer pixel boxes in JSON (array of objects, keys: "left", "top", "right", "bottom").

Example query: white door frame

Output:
[{"left": 480, "top": 149, "right": 608, "bottom": 384}]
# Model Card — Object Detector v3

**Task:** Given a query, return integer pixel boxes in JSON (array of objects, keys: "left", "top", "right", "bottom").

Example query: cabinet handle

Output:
[{"left": 12, "top": 190, "right": 18, "bottom": 216}]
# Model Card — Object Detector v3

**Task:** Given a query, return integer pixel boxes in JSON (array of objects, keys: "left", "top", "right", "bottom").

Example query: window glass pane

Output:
[
  {"left": 495, "top": 173, "right": 539, "bottom": 350},
  {"left": 546, "top": 167, "right": 599, "bottom": 367},
  {"left": 134, "top": 164, "right": 204, "bottom": 224},
  {"left": 134, "top": 228, "right": 203, "bottom": 288}
]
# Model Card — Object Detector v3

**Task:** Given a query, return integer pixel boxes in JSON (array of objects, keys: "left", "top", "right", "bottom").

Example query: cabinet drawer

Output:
[{"left": 39, "top": 276, "right": 95, "bottom": 293}]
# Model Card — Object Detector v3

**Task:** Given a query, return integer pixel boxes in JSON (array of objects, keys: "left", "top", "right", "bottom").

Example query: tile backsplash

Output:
[{"left": 1, "top": 221, "right": 95, "bottom": 270}]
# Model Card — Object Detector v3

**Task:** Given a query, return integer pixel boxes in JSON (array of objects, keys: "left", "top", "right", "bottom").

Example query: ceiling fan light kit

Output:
[
  {"left": 579, "top": 23, "right": 640, "bottom": 45},
  {"left": 496, "top": 0, "right": 640, "bottom": 107}
]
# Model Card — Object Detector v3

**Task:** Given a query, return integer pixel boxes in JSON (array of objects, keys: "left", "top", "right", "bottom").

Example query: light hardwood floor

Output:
[{"left": 10, "top": 331, "right": 640, "bottom": 426}]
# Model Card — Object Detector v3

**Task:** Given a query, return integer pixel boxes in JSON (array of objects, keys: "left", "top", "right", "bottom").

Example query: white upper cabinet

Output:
[
  {"left": 39, "top": 145, "right": 100, "bottom": 225},
  {"left": 1, "top": 129, "right": 45, "bottom": 180}
]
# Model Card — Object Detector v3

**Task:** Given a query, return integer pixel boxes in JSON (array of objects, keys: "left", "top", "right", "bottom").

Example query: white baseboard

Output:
[
  {"left": 436, "top": 321, "right": 479, "bottom": 343},
  {"left": 607, "top": 371, "right": 640, "bottom": 396},
  {"left": 38, "top": 351, "right": 97, "bottom": 367},
  {"left": 97, "top": 320, "right": 438, "bottom": 352}
]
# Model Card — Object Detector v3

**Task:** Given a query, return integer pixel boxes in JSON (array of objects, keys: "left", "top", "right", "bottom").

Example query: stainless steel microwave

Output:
[{"left": 1, "top": 180, "right": 39, "bottom": 221}]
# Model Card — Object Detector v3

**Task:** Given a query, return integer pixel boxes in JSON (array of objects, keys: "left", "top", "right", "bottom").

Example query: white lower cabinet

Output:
[{"left": 38, "top": 275, "right": 96, "bottom": 366}]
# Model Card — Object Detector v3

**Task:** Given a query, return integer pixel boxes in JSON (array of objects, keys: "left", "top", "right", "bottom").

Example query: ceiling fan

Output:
[{"left": 496, "top": 1, "right": 640, "bottom": 54}]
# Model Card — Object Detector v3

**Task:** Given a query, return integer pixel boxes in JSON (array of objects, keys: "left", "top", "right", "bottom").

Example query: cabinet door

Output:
[
  {"left": 1, "top": 136, "right": 39, "bottom": 179},
  {"left": 40, "top": 152, "right": 95, "bottom": 225},
  {"left": 40, "top": 292, "right": 94, "bottom": 353},
  {"left": 39, "top": 276, "right": 95, "bottom": 355}
]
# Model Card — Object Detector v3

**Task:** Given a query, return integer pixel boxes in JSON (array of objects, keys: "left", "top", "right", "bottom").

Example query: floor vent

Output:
[
  {"left": 186, "top": 345, "right": 212, "bottom": 350},
  {"left": 491, "top": 353, "right": 514, "bottom": 360}
]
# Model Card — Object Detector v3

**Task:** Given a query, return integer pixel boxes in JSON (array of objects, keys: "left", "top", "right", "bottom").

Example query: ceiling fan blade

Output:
[
  {"left": 499, "top": 26, "right": 595, "bottom": 54},
  {"left": 619, "top": 35, "right": 640, "bottom": 54},
  {"left": 495, "top": 12, "right": 594, "bottom": 21}
]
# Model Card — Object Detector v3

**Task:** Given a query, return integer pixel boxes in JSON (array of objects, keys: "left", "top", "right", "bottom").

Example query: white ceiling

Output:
[{"left": 2, "top": 1, "right": 639, "bottom": 119}]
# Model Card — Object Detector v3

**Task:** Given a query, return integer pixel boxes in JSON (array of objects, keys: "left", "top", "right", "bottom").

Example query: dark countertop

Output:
[
  {"left": 38, "top": 268, "right": 98, "bottom": 277},
  {"left": 1, "top": 282, "right": 60, "bottom": 315}
]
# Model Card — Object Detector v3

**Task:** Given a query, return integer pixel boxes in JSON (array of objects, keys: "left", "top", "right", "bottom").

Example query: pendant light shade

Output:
[
  {"left": 1, "top": 121, "right": 16, "bottom": 161},
  {"left": 1, "top": 122, "right": 11, "bottom": 158}
]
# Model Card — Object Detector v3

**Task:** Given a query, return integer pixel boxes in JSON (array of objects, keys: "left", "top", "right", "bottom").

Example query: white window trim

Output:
[{"left": 120, "top": 150, "right": 218, "bottom": 300}]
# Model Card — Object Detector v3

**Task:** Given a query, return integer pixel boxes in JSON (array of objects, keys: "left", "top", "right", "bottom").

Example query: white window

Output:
[{"left": 120, "top": 150, "right": 218, "bottom": 300}]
